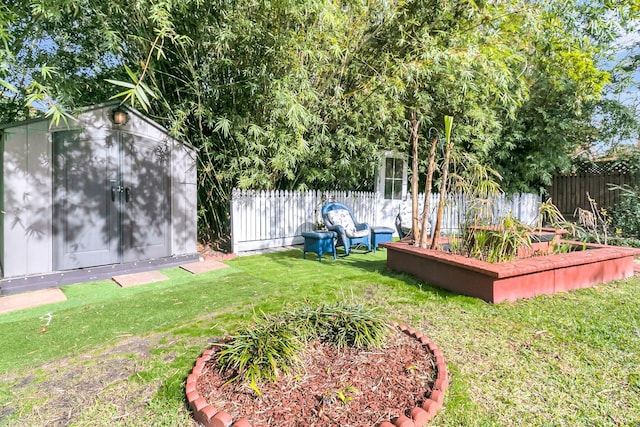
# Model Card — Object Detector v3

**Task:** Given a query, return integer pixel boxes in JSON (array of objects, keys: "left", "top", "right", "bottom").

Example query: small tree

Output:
[
  {"left": 411, "top": 115, "right": 503, "bottom": 250},
  {"left": 410, "top": 115, "right": 455, "bottom": 250},
  {"left": 430, "top": 115, "right": 454, "bottom": 250},
  {"left": 409, "top": 110, "right": 439, "bottom": 248}
]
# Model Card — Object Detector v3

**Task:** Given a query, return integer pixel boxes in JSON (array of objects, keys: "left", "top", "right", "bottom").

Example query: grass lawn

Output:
[{"left": 1, "top": 249, "right": 639, "bottom": 426}]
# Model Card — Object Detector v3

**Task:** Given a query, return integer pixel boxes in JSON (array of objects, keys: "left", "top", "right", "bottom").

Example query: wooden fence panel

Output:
[{"left": 550, "top": 173, "right": 631, "bottom": 219}]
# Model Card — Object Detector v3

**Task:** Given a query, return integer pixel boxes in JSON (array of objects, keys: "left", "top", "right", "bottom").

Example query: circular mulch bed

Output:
[{"left": 186, "top": 322, "right": 448, "bottom": 427}]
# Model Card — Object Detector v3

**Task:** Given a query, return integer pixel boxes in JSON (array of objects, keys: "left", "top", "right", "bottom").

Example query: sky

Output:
[{"left": 614, "top": 29, "right": 640, "bottom": 107}]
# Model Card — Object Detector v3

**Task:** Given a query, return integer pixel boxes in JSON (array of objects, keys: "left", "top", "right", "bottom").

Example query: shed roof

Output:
[{"left": 1, "top": 101, "right": 181, "bottom": 141}]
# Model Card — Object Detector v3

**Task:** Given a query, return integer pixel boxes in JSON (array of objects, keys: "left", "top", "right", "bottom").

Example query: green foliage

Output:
[
  {"left": 487, "top": 0, "right": 638, "bottom": 193},
  {"left": 457, "top": 213, "right": 532, "bottom": 263},
  {"left": 105, "top": 65, "right": 157, "bottom": 112},
  {"left": 444, "top": 116, "right": 453, "bottom": 146},
  {"left": 2, "top": 0, "right": 638, "bottom": 240},
  {"left": 216, "top": 314, "right": 304, "bottom": 393},
  {"left": 586, "top": 99, "right": 640, "bottom": 155},
  {"left": 335, "top": 385, "right": 359, "bottom": 404},
  {"left": 610, "top": 184, "right": 640, "bottom": 237},
  {"left": 575, "top": 194, "right": 611, "bottom": 244},
  {"left": 606, "top": 236, "right": 640, "bottom": 248},
  {"left": 289, "top": 302, "right": 389, "bottom": 349},
  {"left": 550, "top": 241, "right": 574, "bottom": 254},
  {"left": 536, "top": 198, "right": 581, "bottom": 238},
  {"left": 214, "top": 303, "right": 389, "bottom": 392},
  {"left": 454, "top": 199, "right": 591, "bottom": 262}
]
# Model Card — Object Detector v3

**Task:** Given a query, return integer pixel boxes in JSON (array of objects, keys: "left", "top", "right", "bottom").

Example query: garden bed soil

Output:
[{"left": 188, "top": 324, "right": 449, "bottom": 427}]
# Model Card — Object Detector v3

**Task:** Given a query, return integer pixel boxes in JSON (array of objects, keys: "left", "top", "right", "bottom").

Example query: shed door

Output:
[
  {"left": 53, "top": 130, "right": 171, "bottom": 270},
  {"left": 121, "top": 133, "right": 171, "bottom": 262},
  {"left": 53, "top": 130, "right": 120, "bottom": 270}
]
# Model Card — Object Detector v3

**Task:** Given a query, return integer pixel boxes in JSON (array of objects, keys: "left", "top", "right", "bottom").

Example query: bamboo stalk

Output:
[
  {"left": 410, "top": 111, "right": 420, "bottom": 244},
  {"left": 418, "top": 133, "right": 439, "bottom": 248}
]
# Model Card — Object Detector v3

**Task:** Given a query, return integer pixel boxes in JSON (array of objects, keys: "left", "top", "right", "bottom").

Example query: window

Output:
[
  {"left": 376, "top": 151, "right": 407, "bottom": 200},
  {"left": 384, "top": 157, "right": 404, "bottom": 200}
]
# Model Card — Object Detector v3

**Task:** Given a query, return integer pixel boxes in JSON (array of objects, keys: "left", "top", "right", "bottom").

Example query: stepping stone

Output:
[
  {"left": 180, "top": 259, "right": 229, "bottom": 274},
  {"left": 112, "top": 271, "right": 170, "bottom": 288},
  {"left": 0, "top": 288, "right": 67, "bottom": 315}
]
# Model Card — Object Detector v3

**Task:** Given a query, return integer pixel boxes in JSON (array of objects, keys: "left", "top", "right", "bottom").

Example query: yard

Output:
[{"left": 0, "top": 249, "right": 639, "bottom": 426}]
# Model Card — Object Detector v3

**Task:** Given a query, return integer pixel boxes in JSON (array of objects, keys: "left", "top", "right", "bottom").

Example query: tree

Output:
[
  {"left": 489, "top": 0, "right": 640, "bottom": 193},
  {"left": 2, "top": 0, "right": 636, "bottom": 242}
]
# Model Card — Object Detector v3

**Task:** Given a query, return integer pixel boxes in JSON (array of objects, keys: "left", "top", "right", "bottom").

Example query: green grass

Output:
[{"left": 1, "top": 249, "right": 639, "bottom": 426}]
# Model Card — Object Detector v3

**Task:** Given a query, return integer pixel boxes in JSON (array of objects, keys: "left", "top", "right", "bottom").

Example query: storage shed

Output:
[{"left": 0, "top": 102, "right": 198, "bottom": 294}]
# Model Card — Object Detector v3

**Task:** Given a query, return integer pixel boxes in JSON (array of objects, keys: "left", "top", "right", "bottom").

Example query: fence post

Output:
[{"left": 230, "top": 189, "right": 239, "bottom": 254}]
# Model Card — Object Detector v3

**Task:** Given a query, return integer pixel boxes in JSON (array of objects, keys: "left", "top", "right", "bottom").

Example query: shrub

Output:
[
  {"left": 455, "top": 213, "right": 532, "bottom": 263},
  {"left": 216, "top": 314, "right": 304, "bottom": 393},
  {"left": 214, "top": 303, "right": 389, "bottom": 392},
  {"left": 610, "top": 184, "right": 640, "bottom": 238},
  {"left": 291, "top": 303, "right": 389, "bottom": 349}
]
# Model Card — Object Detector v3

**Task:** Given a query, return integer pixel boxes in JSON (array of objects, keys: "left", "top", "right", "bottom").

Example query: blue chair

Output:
[{"left": 321, "top": 201, "right": 371, "bottom": 255}]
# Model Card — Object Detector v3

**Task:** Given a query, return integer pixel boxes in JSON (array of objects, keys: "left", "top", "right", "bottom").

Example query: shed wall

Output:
[
  {"left": 2, "top": 121, "right": 53, "bottom": 277},
  {"left": 171, "top": 140, "right": 197, "bottom": 256},
  {"left": 2, "top": 104, "right": 197, "bottom": 281}
]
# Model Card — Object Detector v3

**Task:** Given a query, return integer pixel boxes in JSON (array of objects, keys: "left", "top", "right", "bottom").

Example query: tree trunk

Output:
[
  {"left": 410, "top": 111, "right": 420, "bottom": 245},
  {"left": 418, "top": 133, "right": 439, "bottom": 248},
  {"left": 431, "top": 140, "right": 453, "bottom": 250}
]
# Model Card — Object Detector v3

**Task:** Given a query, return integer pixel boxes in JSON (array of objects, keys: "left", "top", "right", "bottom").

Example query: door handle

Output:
[
  {"left": 125, "top": 187, "right": 131, "bottom": 203},
  {"left": 111, "top": 185, "right": 117, "bottom": 202}
]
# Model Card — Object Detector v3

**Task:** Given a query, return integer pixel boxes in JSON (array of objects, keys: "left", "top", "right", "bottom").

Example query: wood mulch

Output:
[
  {"left": 197, "top": 242, "right": 236, "bottom": 262},
  {"left": 196, "top": 330, "right": 437, "bottom": 427}
]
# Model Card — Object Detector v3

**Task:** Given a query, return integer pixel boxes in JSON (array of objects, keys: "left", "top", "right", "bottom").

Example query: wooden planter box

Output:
[{"left": 382, "top": 241, "right": 640, "bottom": 303}]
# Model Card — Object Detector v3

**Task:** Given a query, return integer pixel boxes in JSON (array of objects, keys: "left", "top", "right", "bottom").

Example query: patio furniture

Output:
[
  {"left": 321, "top": 202, "right": 371, "bottom": 256},
  {"left": 371, "top": 226, "right": 395, "bottom": 252},
  {"left": 395, "top": 203, "right": 431, "bottom": 240},
  {"left": 302, "top": 230, "right": 337, "bottom": 261}
]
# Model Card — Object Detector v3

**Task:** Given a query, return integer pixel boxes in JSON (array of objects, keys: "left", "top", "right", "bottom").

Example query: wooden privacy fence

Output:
[
  {"left": 550, "top": 173, "right": 631, "bottom": 219},
  {"left": 230, "top": 189, "right": 541, "bottom": 253}
]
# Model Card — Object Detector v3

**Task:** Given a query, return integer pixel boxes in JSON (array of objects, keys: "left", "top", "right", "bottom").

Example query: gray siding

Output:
[
  {"left": 2, "top": 121, "right": 53, "bottom": 277},
  {"left": 171, "top": 140, "right": 197, "bottom": 256},
  {"left": 1, "top": 104, "right": 198, "bottom": 280}
]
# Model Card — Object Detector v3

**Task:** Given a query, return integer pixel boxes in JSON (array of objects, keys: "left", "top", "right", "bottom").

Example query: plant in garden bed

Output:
[
  {"left": 407, "top": 115, "right": 589, "bottom": 263},
  {"left": 215, "top": 313, "right": 305, "bottom": 395},
  {"left": 610, "top": 184, "right": 640, "bottom": 238},
  {"left": 214, "top": 303, "right": 389, "bottom": 394},
  {"left": 452, "top": 212, "right": 533, "bottom": 263}
]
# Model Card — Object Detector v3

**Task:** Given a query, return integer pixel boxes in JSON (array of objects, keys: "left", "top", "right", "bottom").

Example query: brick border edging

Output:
[{"left": 186, "top": 322, "right": 449, "bottom": 427}]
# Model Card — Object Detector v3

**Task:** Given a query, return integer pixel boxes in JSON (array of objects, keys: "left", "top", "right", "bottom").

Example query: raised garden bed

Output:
[{"left": 382, "top": 240, "right": 640, "bottom": 303}]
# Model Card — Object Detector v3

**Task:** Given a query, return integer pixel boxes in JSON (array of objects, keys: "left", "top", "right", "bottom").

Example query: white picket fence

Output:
[{"left": 230, "top": 189, "right": 541, "bottom": 253}]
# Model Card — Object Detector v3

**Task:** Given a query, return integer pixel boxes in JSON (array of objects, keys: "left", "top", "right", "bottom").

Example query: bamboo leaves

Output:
[
  {"left": 213, "top": 117, "right": 231, "bottom": 138},
  {"left": 105, "top": 65, "right": 157, "bottom": 112},
  {"left": 0, "top": 79, "right": 17, "bottom": 93},
  {"left": 1, "top": 0, "right": 635, "bottom": 241}
]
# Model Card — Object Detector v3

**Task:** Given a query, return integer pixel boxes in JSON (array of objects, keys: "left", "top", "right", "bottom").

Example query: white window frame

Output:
[{"left": 375, "top": 150, "right": 408, "bottom": 200}]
